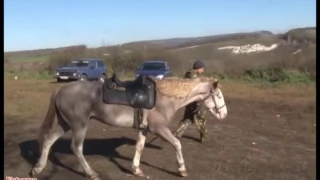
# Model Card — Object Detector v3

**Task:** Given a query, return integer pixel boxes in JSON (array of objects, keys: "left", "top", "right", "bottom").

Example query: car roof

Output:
[
  {"left": 143, "top": 60, "right": 167, "bottom": 63},
  {"left": 76, "top": 58, "right": 103, "bottom": 62}
]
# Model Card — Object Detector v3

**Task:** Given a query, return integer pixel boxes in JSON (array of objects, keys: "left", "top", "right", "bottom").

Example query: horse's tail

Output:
[{"left": 39, "top": 89, "right": 59, "bottom": 136}]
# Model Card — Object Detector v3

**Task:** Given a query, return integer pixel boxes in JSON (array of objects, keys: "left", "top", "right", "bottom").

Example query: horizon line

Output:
[{"left": 4, "top": 26, "right": 315, "bottom": 53}]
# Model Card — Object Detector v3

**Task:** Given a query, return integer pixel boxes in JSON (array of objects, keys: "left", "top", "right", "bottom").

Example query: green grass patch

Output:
[
  {"left": 204, "top": 68, "right": 315, "bottom": 87},
  {"left": 4, "top": 70, "right": 135, "bottom": 81},
  {"left": 240, "top": 68, "right": 314, "bottom": 84},
  {"left": 5, "top": 70, "right": 53, "bottom": 80},
  {"left": 8, "top": 54, "right": 50, "bottom": 63},
  {"left": 5, "top": 67, "right": 315, "bottom": 88}
]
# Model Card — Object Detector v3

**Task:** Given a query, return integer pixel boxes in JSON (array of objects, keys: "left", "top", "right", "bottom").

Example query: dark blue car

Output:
[
  {"left": 135, "top": 60, "right": 171, "bottom": 80},
  {"left": 54, "top": 59, "right": 107, "bottom": 82}
]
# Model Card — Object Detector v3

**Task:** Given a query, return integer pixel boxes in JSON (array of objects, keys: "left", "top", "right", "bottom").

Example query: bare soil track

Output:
[{"left": 4, "top": 78, "right": 316, "bottom": 180}]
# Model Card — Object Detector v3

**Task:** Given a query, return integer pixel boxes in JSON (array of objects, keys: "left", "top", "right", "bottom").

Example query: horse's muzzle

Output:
[
  {"left": 209, "top": 108, "right": 227, "bottom": 120},
  {"left": 218, "top": 111, "right": 227, "bottom": 120}
]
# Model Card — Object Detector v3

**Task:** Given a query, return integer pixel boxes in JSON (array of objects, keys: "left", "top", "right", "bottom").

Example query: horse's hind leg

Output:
[
  {"left": 155, "top": 126, "right": 188, "bottom": 177},
  {"left": 30, "top": 123, "right": 69, "bottom": 177},
  {"left": 71, "top": 126, "right": 100, "bottom": 180},
  {"left": 132, "top": 130, "right": 148, "bottom": 177}
]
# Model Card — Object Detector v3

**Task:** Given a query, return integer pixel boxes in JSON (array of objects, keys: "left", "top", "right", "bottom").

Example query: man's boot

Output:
[{"left": 200, "top": 134, "right": 208, "bottom": 143}]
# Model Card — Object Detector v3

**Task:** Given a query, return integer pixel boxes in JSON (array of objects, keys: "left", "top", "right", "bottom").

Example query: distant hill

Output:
[
  {"left": 138, "top": 30, "right": 274, "bottom": 49},
  {"left": 4, "top": 31, "right": 275, "bottom": 55},
  {"left": 5, "top": 45, "right": 86, "bottom": 56},
  {"left": 283, "top": 27, "right": 316, "bottom": 45},
  {"left": 4, "top": 27, "right": 315, "bottom": 63}
]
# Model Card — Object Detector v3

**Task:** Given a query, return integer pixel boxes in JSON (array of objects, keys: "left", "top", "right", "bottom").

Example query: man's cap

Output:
[{"left": 193, "top": 60, "right": 205, "bottom": 70}]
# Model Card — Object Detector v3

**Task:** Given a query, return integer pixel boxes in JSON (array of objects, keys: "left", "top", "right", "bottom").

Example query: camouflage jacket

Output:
[
  {"left": 184, "top": 70, "right": 198, "bottom": 79},
  {"left": 184, "top": 70, "right": 206, "bottom": 117}
]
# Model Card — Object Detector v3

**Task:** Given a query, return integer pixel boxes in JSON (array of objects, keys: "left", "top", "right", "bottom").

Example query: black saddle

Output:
[{"left": 102, "top": 74, "right": 156, "bottom": 109}]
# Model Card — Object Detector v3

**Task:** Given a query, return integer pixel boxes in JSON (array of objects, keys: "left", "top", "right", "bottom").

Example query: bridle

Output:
[
  {"left": 208, "top": 89, "right": 226, "bottom": 113},
  {"left": 214, "top": 100, "right": 226, "bottom": 112}
]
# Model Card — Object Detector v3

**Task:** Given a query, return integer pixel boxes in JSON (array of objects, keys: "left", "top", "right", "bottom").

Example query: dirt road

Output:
[{"left": 4, "top": 78, "right": 316, "bottom": 180}]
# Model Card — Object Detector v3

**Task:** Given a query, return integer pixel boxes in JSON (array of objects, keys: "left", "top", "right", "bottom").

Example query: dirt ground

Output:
[{"left": 4, "top": 77, "right": 316, "bottom": 180}]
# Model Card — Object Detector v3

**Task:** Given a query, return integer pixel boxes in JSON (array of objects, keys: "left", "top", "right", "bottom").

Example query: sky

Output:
[{"left": 4, "top": 0, "right": 316, "bottom": 52}]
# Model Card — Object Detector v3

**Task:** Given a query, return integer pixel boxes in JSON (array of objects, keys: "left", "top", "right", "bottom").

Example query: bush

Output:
[
  {"left": 241, "top": 68, "right": 313, "bottom": 83},
  {"left": 38, "top": 45, "right": 315, "bottom": 84},
  {"left": 45, "top": 46, "right": 87, "bottom": 72},
  {"left": 104, "top": 47, "right": 187, "bottom": 76}
]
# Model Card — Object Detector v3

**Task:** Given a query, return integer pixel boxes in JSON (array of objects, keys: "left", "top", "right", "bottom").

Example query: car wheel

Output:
[
  {"left": 99, "top": 74, "right": 106, "bottom": 83},
  {"left": 79, "top": 74, "right": 87, "bottom": 81},
  {"left": 57, "top": 78, "right": 63, "bottom": 82}
]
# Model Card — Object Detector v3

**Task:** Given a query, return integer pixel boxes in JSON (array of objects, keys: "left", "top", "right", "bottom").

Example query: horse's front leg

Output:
[
  {"left": 155, "top": 126, "right": 188, "bottom": 177},
  {"left": 132, "top": 130, "right": 148, "bottom": 176}
]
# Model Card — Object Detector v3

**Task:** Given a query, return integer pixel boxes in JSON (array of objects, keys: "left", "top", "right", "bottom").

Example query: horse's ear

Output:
[{"left": 213, "top": 79, "right": 219, "bottom": 89}]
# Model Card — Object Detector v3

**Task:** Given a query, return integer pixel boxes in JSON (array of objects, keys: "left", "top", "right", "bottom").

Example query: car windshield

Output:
[
  {"left": 69, "top": 60, "right": 90, "bottom": 67},
  {"left": 142, "top": 62, "right": 165, "bottom": 70}
]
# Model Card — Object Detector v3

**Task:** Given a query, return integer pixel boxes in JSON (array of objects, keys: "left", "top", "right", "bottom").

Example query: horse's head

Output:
[{"left": 203, "top": 79, "right": 227, "bottom": 120}]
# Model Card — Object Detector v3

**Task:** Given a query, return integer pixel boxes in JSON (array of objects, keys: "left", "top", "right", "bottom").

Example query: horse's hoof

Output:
[
  {"left": 133, "top": 171, "right": 145, "bottom": 177},
  {"left": 91, "top": 177, "right": 101, "bottom": 180},
  {"left": 133, "top": 168, "right": 145, "bottom": 177},
  {"left": 29, "top": 168, "right": 40, "bottom": 177},
  {"left": 29, "top": 164, "right": 44, "bottom": 178},
  {"left": 179, "top": 170, "right": 188, "bottom": 177},
  {"left": 29, "top": 170, "right": 35, "bottom": 177},
  {"left": 88, "top": 173, "right": 101, "bottom": 180},
  {"left": 135, "top": 173, "right": 145, "bottom": 177}
]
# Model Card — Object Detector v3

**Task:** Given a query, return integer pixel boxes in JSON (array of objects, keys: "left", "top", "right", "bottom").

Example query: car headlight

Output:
[
  {"left": 73, "top": 72, "right": 77, "bottom": 76},
  {"left": 156, "top": 74, "right": 164, "bottom": 79},
  {"left": 136, "top": 74, "right": 140, "bottom": 77},
  {"left": 56, "top": 72, "right": 59, "bottom": 76}
]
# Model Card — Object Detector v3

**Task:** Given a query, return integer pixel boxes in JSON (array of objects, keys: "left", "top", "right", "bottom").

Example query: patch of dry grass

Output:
[
  {"left": 4, "top": 78, "right": 63, "bottom": 120},
  {"left": 221, "top": 81, "right": 315, "bottom": 103},
  {"left": 4, "top": 78, "right": 315, "bottom": 122}
]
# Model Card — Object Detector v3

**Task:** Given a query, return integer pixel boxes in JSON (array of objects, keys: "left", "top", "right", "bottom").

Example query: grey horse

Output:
[{"left": 30, "top": 77, "right": 227, "bottom": 180}]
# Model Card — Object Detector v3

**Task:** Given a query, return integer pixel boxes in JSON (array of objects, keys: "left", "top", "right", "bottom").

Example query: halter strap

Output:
[{"left": 210, "top": 93, "right": 225, "bottom": 113}]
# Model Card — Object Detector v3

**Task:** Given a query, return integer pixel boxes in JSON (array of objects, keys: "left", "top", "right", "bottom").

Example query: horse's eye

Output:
[{"left": 211, "top": 90, "right": 221, "bottom": 98}]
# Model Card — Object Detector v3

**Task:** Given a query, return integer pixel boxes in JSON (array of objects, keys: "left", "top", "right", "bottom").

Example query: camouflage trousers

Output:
[{"left": 174, "top": 107, "right": 208, "bottom": 142}]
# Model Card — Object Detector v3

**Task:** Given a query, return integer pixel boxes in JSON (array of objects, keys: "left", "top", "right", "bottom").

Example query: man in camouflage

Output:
[{"left": 174, "top": 60, "right": 208, "bottom": 143}]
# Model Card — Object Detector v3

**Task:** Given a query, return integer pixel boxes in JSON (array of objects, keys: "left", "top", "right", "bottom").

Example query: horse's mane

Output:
[{"left": 154, "top": 77, "right": 218, "bottom": 99}]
